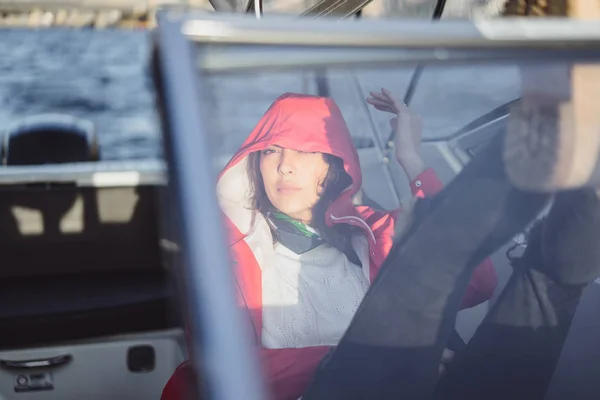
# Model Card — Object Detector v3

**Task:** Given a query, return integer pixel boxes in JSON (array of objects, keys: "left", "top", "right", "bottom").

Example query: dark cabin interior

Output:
[{"left": 0, "top": 182, "right": 179, "bottom": 349}]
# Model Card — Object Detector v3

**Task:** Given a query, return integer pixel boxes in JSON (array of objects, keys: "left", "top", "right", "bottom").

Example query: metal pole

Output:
[
  {"left": 155, "top": 12, "right": 268, "bottom": 400},
  {"left": 384, "top": 0, "right": 447, "bottom": 154}
]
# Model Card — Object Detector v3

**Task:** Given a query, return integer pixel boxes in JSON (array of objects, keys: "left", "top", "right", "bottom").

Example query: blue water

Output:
[{"left": 0, "top": 28, "right": 160, "bottom": 160}]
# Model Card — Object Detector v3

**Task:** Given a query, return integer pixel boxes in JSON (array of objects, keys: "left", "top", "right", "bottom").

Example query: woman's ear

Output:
[{"left": 317, "top": 179, "right": 326, "bottom": 197}]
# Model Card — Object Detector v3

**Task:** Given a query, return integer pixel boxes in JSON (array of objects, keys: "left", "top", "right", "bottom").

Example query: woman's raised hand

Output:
[{"left": 366, "top": 88, "right": 426, "bottom": 181}]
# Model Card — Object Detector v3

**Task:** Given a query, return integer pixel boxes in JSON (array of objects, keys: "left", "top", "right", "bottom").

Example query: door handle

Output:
[{"left": 0, "top": 354, "right": 72, "bottom": 369}]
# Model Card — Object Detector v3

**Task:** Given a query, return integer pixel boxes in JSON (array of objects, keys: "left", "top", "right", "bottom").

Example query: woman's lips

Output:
[{"left": 276, "top": 184, "right": 302, "bottom": 194}]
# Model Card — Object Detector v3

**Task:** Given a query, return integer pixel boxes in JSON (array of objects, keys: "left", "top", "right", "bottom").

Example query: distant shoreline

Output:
[{"left": 0, "top": 0, "right": 503, "bottom": 28}]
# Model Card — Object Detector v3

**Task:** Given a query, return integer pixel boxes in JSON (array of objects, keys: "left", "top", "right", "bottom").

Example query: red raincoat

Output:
[{"left": 162, "top": 93, "right": 498, "bottom": 400}]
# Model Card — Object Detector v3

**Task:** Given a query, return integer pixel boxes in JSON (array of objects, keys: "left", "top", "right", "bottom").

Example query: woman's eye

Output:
[{"left": 262, "top": 149, "right": 276, "bottom": 155}]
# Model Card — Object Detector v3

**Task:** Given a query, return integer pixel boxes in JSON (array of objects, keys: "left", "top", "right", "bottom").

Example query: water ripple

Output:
[{"left": 0, "top": 28, "right": 161, "bottom": 160}]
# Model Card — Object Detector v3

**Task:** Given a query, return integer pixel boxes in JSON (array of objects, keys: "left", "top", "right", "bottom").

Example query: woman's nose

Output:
[{"left": 278, "top": 150, "right": 297, "bottom": 175}]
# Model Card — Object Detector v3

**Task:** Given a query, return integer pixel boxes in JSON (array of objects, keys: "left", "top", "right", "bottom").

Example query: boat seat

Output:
[
  {"left": 2, "top": 113, "right": 99, "bottom": 166},
  {"left": 0, "top": 180, "right": 180, "bottom": 349},
  {"left": 0, "top": 113, "right": 162, "bottom": 277},
  {"left": 0, "top": 183, "right": 162, "bottom": 279}
]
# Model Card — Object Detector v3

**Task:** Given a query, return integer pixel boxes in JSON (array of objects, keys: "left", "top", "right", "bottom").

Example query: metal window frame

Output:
[
  {"left": 182, "top": 13, "right": 600, "bottom": 48},
  {"left": 178, "top": 15, "right": 600, "bottom": 74},
  {"left": 154, "top": 11, "right": 600, "bottom": 400},
  {"left": 154, "top": 12, "right": 268, "bottom": 400}
]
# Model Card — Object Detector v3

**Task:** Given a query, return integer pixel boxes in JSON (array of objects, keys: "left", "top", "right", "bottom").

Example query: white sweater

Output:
[{"left": 261, "top": 240, "right": 370, "bottom": 349}]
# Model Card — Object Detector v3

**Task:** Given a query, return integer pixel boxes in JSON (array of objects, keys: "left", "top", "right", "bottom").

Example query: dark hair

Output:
[{"left": 247, "top": 151, "right": 363, "bottom": 252}]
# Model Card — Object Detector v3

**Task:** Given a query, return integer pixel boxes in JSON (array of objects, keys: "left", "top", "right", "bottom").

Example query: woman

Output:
[{"left": 161, "top": 88, "right": 497, "bottom": 400}]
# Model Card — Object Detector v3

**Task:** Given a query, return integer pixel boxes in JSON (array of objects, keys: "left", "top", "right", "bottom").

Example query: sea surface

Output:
[{"left": 0, "top": 28, "right": 160, "bottom": 160}]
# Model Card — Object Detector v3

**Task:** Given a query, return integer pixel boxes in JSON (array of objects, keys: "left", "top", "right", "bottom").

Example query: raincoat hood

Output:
[{"left": 217, "top": 92, "right": 369, "bottom": 242}]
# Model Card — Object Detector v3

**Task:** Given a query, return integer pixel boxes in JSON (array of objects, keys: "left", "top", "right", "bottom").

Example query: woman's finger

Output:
[
  {"left": 381, "top": 87, "right": 397, "bottom": 98},
  {"left": 374, "top": 105, "right": 396, "bottom": 114},
  {"left": 366, "top": 98, "right": 394, "bottom": 110},
  {"left": 382, "top": 92, "right": 420, "bottom": 123},
  {"left": 381, "top": 88, "right": 406, "bottom": 112},
  {"left": 366, "top": 97, "right": 389, "bottom": 106},
  {"left": 370, "top": 90, "right": 399, "bottom": 108},
  {"left": 367, "top": 96, "right": 397, "bottom": 112},
  {"left": 369, "top": 90, "right": 390, "bottom": 102},
  {"left": 366, "top": 98, "right": 396, "bottom": 113}
]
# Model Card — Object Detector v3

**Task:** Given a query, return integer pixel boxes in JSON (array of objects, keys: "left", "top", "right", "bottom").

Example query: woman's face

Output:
[{"left": 259, "top": 145, "right": 330, "bottom": 224}]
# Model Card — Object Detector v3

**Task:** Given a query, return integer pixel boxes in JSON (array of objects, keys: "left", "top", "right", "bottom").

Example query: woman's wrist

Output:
[{"left": 397, "top": 153, "right": 426, "bottom": 182}]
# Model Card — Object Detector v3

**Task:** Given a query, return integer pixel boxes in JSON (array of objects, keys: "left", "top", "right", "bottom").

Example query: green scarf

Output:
[{"left": 269, "top": 211, "right": 319, "bottom": 238}]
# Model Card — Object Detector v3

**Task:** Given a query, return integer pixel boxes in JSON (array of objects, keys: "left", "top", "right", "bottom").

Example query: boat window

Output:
[
  {"left": 198, "top": 2, "right": 519, "bottom": 148},
  {"left": 356, "top": 64, "right": 521, "bottom": 141},
  {"left": 201, "top": 61, "right": 521, "bottom": 172},
  {"left": 358, "top": 0, "right": 518, "bottom": 141},
  {"left": 195, "top": 44, "right": 581, "bottom": 215},
  {"left": 356, "top": 0, "right": 519, "bottom": 141},
  {"left": 203, "top": 70, "right": 382, "bottom": 170},
  {"left": 202, "top": 70, "right": 320, "bottom": 168}
]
